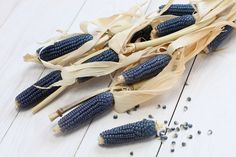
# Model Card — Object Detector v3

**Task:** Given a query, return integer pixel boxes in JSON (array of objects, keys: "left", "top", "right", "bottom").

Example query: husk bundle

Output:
[
  {"left": 23, "top": 1, "right": 148, "bottom": 67},
  {"left": 48, "top": 0, "right": 236, "bottom": 118}
]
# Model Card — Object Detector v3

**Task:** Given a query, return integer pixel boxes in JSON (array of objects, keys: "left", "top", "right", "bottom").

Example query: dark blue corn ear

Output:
[
  {"left": 122, "top": 54, "right": 171, "bottom": 85},
  {"left": 58, "top": 92, "right": 114, "bottom": 132},
  {"left": 156, "top": 15, "right": 196, "bottom": 37},
  {"left": 78, "top": 48, "right": 119, "bottom": 82},
  {"left": 99, "top": 119, "right": 157, "bottom": 145},
  {"left": 38, "top": 34, "right": 93, "bottom": 61},
  {"left": 15, "top": 71, "right": 62, "bottom": 109},
  {"left": 16, "top": 49, "right": 119, "bottom": 109},
  {"left": 130, "top": 25, "right": 153, "bottom": 43},
  {"left": 207, "top": 25, "right": 234, "bottom": 52},
  {"left": 159, "top": 4, "right": 196, "bottom": 16}
]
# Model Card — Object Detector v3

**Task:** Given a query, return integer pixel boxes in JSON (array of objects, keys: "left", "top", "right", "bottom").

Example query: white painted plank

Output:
[
  {"left": 0, "top": 0, "right": 152, "bottom": 157},
  {"left": 74, "top": 1, "right": 195, "bottom": 157},
  {"left": 157, "top": 31, "right": 236, "bottom": 157},
  {"left": 0, "top": 0, "right": 21, "bottom": 27},
  {"left": 0, "top": 0, "right": 86, "bottom": 150}
]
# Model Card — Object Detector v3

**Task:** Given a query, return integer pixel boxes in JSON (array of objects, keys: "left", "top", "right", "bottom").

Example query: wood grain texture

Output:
[
  {"left": 0, "top": 0, "right": 87, "bottom": 150},
  {"left": 157, "top": 31, "right": 236, "bottom": 157},
  {"left": 0, "top": 0, "right": 235, "bottom": 157}
]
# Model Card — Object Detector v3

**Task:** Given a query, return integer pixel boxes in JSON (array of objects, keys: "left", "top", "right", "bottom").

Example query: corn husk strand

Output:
[
  {"left": 122, "top": 0, "right": 236, "bottom": 53},
  {"left": 16, "top": 48, "right": 120, "bottom": 113},
  {"left": 23, "top": 1, "right": 148, "bottom": 68},
  {"left": 49, "top": 1, "right": 236, "bottom": 119}
]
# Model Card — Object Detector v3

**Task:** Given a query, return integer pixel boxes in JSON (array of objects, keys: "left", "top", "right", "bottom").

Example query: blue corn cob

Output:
[
  {"left": 99, "top": 119, "right": 157, "bottom": 145},
  {"left": 58, "top": 92, "right": 114, "bottom": 132},
  {"left": 159, "top": 4, "right": 196, "bottom": 16},
  {"left": 16, "top": 49, "right": 119, "bottom": 109},
  {"left": 207, "top": 25, "right": 234, "bottom": 52},
  {"left": 37, "top": 34, "right": 93, "bottom": 61},
  {"left": 77, "top": 48, "right": 119, "bottom": 82},
  {"left": 156, "top": 15, "right": 196, "bottom": 37},
  {"left": 130, "top": 25, "right": 153, "bottom": 43},
  {"left": 15, "top": 70, "right": 62, "bottom": 109},
  {"left": 122, "top": 54, "right": 171, "bottom": 85}
]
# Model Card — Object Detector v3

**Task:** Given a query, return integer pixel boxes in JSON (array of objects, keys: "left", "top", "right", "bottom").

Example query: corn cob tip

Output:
[
  {"left": 15, "top": 100, "right": 20, "bottom": 110},
  {"left": 53, "top": 125, "right": 62, "bottom": 134},
  {"left": 155, "top": 121, "right": 163, "bottom": 130},
  {"left": 116, "top": 75, "right": 125, "bottom": 84},
  {"left": 49, "top": 111, "right": 60, "bottom": 122},
  {"left": 98, "top": 135, "right": 105, "bottom": 145}
]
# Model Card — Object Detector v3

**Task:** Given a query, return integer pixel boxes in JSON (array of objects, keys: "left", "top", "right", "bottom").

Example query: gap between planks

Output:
[
  {"left": 0, "top": 0, "right": 88, "bottom": 144},
  {"left": 155, "top": 56, "right": 198, "bottom": 157},
  {"left": 72, "top": 0, "right": 154, "bottom": 156}
]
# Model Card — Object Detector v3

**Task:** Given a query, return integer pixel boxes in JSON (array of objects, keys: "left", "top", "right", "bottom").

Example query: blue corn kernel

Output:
[
  {"left": 130, "top": 25, "right": 153, "bottom": 43},
  {"left": 58, "top": 92, "right": 114, "bottom": 132},
  {"left": 207, "top": 25, "right": 234, "bottom": 52},
  {"left": 15, "top": 71, "right": 62, "bottom": 109},
  {"left": 99, "top": 119, "right": 157, "bottom": 145},
  {"left": 38, "top": 34, "right": 93, "bottom": 61},
  {"left": 159, "top": 4, "right": 196, "bottom": 16},
  {"left": 122, "top": 54, "right": 171, "bottom": 85},
  {"left": 156, "top": 15, "right": 195, "bottom": 37}
]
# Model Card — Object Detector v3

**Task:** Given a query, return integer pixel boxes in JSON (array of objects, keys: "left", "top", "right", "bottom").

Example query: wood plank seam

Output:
[
  {"left": 0, "top": 0, "right": 88, "bottom": 144},
  {"left": 155, "top": 56, "right": 198, "bottom": 157},
  {"left": 0, "top": 0, "right": 23, "bottom": 29},
  {"left": 72, "top": 1, "right": 154, "bottom": 156},
  {"left": 0, "top": 68, "right": 45, "bottom": 144}
]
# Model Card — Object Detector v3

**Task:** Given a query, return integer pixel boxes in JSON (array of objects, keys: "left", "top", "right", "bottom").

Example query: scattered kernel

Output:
[
  {"left": 187, "top": 97, "right": 192, "bottom": 102},
  {"left": 173, "top": 133, "right": 178, "bottom": 138},
  {"left": 130, "top": 151, "right": 134, "bottom": 156},
  {"left": 187, "top": 134, "right": 193, "bottom": 139},
  {"left": 197, "top": 130, "right": 202, "bottom": 135},
  {"left": 164, "top": 120, "right": 168, "bottom": 124},
  {"left": 162, "top": 105, "right": 167, "bottom": 109},
  {"left": 207, "top": 130, "right": 213, "bottom": 135},
  {"left": 183, "top": 106, "right": 188, "bottom": 112},
  {"left": 170, "top": 149, "right": 175, "bottom": 153},
  {"left": 174, "top": 121, "right": 179, "bottom": 125},
  {"left": 182, "top": 142, "right": 186, "bottom": 147},
  {"left": 171, "top": 141, "right": 176, "bottom": 145},
  {"left": 148, "top": 114, "right": 154, "bottom": 119},
  {"left": 113, "top": 115, "right": 118, "bottom": 119}
]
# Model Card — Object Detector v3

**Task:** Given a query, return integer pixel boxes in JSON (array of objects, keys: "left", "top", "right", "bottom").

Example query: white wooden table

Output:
[{"left": 0, "top": 0, "right": 235, "bottom": 157}]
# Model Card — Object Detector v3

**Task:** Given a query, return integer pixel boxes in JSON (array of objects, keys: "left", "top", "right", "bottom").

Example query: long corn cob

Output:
[
  {"left": 99, "top": 119, "right": 158, "bottom": 145},
  {"left": 16, "top": 49, "right": 119, "bottom": 110},
  {"left": 117, "top": 54, "right": 171, "bottom": 85},
  {"left": 38, "top": 34, "right": 93, "bottom": 61},
  {"left": 54, "top": 92, "right": 114, "bottom": 133},
  {"left": 130, "top": 25, "right": 153, "bottom": 43},
  {"left": 159, "top": 4, "right": 196, "bottom": 16},
  {"left": 156, "top": 15, "right": 196, "bottom": 37},
  {"left": 207, "top": 25, "right": 234, "bottom": 52}
]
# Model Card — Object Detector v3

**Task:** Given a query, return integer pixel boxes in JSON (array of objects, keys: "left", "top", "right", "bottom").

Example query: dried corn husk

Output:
[
  {"left": 23, "top": 1, "right": 149, "bottom": 67},
  {"left": 48, "top": 0, "right": 236, "bottom": 116}
]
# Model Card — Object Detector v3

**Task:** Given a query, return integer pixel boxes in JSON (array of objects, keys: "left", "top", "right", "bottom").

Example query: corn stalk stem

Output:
[
  {"left": 32, "top": 86, "right": 67, "bottom": 114},
  {"left": 125, "top": 17, "right": 216, "bottom": 53}
]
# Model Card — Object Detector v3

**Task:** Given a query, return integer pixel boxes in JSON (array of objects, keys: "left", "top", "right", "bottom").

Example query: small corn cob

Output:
[
  {"left": 77, "top": 48, "right": 119, "bottom": 82},
  {"left": 159, "top": 4, "right": 196, "bottom": 16},
  {"left": 156, "top": 15, "right": 196, "bottom": 37},
  {"left": 207, "top": 25, "right": 234, "bottom": 52},
  {"left": 99, "top": 119, "right": 158, "bottom": 145},
  {"left": 16, "top": 49, "right": 119, "bottom": 110},
  {"left": 38, "top": 34, "right": 93, "bottom": 61},
  {"left": 15, "top": 70, "right": 62, "bottom": 109},
  {"left": 55, "top": 92, "right": 114, "bottom": 133},
  {"left": 130, "top": 25, "right": 153, "bottom": 43},
  {"left": 118, "top": 54, "right": 171, "bottom": 85}
]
